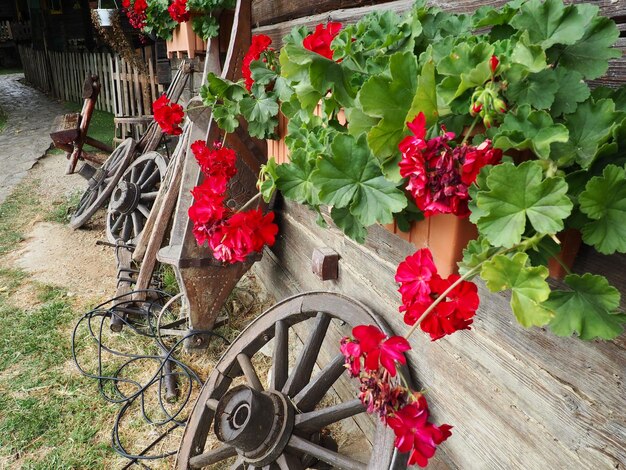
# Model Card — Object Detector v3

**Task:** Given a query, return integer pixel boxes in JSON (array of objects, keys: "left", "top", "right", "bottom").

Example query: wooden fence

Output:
[
  {"left": 17, "top": 45, "right": 163, "bottom": 120},
  {"left": 0, "top": 21, "right": 12, "bottom": 42}
]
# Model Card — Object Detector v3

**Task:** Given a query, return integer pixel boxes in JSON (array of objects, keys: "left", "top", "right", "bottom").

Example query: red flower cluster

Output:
[
  {"left": 396, "top": 248, "right": 479, "bottom": 341},
  {"left": 340, "top": 324, "right": 451, "bottom": 466},
  {"left": 242, "top": 34, "right": 273, "bottom": 91},
  {"left": 153, "top": 95, "right": 184, "bottom": 136},
  {"left": 168, "top": 0, "right": 190, "bottom": 23},
  {"left": 387, "top": 395, "right": 453, "bottom": 468},
  {"left": 122, "top": 0, "right": 147, "bottom": 29},
  {"left": 303, "top": 22, "right": 342, "bottom": 60},
  {"left": 340, "top": 325, "right": 410, "bottom": 378},
  {"left": 399, "top": 112, "right": 502, "bottom": 217},
  {"left": 188, "top": 141, "right": 278, "bottom": 264}
]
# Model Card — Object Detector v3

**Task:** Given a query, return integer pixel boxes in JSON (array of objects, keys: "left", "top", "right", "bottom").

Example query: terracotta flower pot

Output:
[
  {"left": 166, "top": 22, "right": 206, "bottom": 59},
  {"left": 267, "top": 113, "right": 582, "bottom": 278}
]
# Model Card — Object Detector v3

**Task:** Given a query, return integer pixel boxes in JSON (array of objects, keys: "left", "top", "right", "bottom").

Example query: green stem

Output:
[
  {"left": 461, "top": 115, "right": 481, "bottom": 146},
  {"left": 403, "top": 263, "right": 482, "bottom": 340},
  {"left": 236, "top": 192, "right": 262, "bottom": 213},
  {"left": 402, "top": 234, "right": 546, "bottom": 341}
]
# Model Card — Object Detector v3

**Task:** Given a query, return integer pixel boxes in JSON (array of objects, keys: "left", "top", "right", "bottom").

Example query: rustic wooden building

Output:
[{"left": 246, "top": 1, "right": 626, "bottom": 468}]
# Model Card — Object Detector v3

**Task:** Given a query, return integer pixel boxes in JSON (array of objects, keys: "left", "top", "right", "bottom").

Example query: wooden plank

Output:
[
  {"left": 252, "top": 198, "right": 626, "bottom": 468},
  {"left": 251, "top": 0, "right": 398, "bottom": 26}
]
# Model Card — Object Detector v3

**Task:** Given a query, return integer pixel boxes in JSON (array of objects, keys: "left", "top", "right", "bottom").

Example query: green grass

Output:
[
  {"left": 0, "top": 106, "right": 6, "bottom": 132},
  {"left": 45, "top": 190, "right": 83, "bottom": 224},
  {"left": 0, "top": 179, "right": 44, "bottom": 255},
  {"left": 0, "top": 284, "right": 115, "bottom": 468},
  {"left": 0, "top": 68, "right": 23, "bottom": 75}
]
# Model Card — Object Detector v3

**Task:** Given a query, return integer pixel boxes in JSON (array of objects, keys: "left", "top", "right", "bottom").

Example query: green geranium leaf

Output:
[
  {"left": 549, "top": 16, "right": 621, "bottom": 80},
  {"left": 409, "top": 51, "right": 438, "bottom": 125},
  {"left": 458, "top": 237, "right": 498, "bottom": 276},
  {"left": 509, "top": 0, "right": 588, "bottom": 49},
  {"left": 330, "top": 207, "right": 368, "bottom": 244},
  {"left": 240, "top": 93, "right": 280, "bottom": 139},
  {"left": 345, "top": 106, "right": 380, "bottom": 138},
  {"left": 510, "top": 31, "right": 547, "bottom": 73},
  {"left": 436, "top": 42, "right": 494, "bottom": 103},
  {"left": 359, "top": 52, "right": 418, "bottom": 159},
  {"left": 275, "top": 148, "right": 320, "bottom": 206},
  {"left": 546, "top": 274, "right": 625, "bottom": 340},
  {"left": 550, "top": 99, "right": 619, "bottom": 169},
  {"left": 549, "top": 69, "right": 590, "bottom": 118},
  {"left": 249, "top": 60, "right": 277, "bottom": 86},
  {"left": 492, "top": 104, "right": 569, "bottom": 159},
  {"left": 475, "top": 161, "right": 573, "bottom": 247},
  {"left": 506, "top": 68, "right": 558, "bottom": 110},
  {"left": 312, "top": 134, "right": 407, "bottom": 227},
  {"left": 204, "top": 73, "right": 247, "bottom": 102},
  {"left": 212, "top": 101, "right": 240, "bottom": 133},
  {"left": 481, "top": 252, "right": 553, "bottom": 327},
  {"left": 579, "top": 164, "right": 626, "bottom": 254},
  {"left": 258, "top": 158, "right": 278, "bottom": 203}
]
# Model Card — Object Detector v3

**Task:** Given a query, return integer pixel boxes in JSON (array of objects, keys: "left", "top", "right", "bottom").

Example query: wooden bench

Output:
[{"left": 49, "top": 74, "right": 113, "bottom": 174}]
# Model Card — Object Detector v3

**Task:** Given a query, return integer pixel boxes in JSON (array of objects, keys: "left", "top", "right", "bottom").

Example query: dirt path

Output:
[
  {"left": 2, "top": 153, "right": 117, "bottom": 302},
  {"left": 0, "top": 74, "right": 65, "bottom": 205}
]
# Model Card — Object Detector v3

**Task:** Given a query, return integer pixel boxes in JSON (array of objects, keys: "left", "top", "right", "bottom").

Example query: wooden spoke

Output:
[
  {"left": 292, "top": 353, "right": 346, "bottom": 412},
  {"left": 111, "top": 214, "right": 124, "bottom": 233},
  {"left": 140, "top": 191, "right": 159, "bottom": 201},
  {"left": 270, "top": 320, "right": 288, "bottom": 391},
  {"left": 188, "top": 444, "right": 237, "bottom": 469},
  {"left": 282, "top": 312, "right": 331, "bottom": 397},
  {"left": 140, "top": 168, "right": 161, "bottom": 190},
  {"left": 130, "top": 164, "right": 138, "bottom": 183},
  {"left": 136, "top": 160, "right": 154, "bottom": 186},
  {"left": 286, "top": 435, "right": 366, "bottom": 470},
  {"left": 237, "top": 353, "right": 264, "bottom": 391},
  {"left": 294, "top": 398, "right": 365, "bottom": 434},
  {"left": 137, "top": 203, "right": 151, "bottom": 218},
  {"left": 131, "top": 212, "right": 143, "bottom": 237},
  {"left": 177, "top": 293, "right": 412, "bottom": 470},
  {"left": 71, "top": 139, "right": 136, "bottom": 230},
  {"left": 121, "top": 216, "right": 132, "bottom": 241}
]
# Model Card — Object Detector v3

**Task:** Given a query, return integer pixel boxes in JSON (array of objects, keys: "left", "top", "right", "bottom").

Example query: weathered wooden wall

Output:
[{"left": 250, "top": 1, "right": 626, "bottom": 468}]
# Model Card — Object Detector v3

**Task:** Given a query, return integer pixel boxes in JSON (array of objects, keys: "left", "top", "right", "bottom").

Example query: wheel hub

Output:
[
  {"left": 110, "top": 181, "right": 141, "bottom": 214},
  {"left": 214, "top": 385, "right": 294, "bottom": 467}
]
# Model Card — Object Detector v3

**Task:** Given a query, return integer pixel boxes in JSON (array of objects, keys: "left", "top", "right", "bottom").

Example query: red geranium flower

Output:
[
  {"left": 460, "top": 139, "right": 502, "bottom": 185},
  {"left": 407, "top": 274, "right": 479, "bottom": 341},
  {"left": 242, "top": 34, "right": 273, "bottom": 91},
  {"left": 352, "top": 325, "right": 410, "bottom": 377},
  {"left": 387, "top": 395, "right": 452, "bottom": 468},
  {"left": 191, "top": 140, "right": 237, "bottom": 180},
  {"left": 209, "top": 209, "right": 278, "bottom": 264},
  {"left": 303, "top": 22, "right": 342, "bottom": 60},
  {"left": 399, "top": 113, "right": 501, "bottom": 217},
  {"left": 395, "top": 248, "right": 437, "bottom": 305},
  {"left": 168, "top": 0, "right": 190, "bottom": 23},
  {"left": 153, "top": 95, "right": 184, "bottom": 135}
]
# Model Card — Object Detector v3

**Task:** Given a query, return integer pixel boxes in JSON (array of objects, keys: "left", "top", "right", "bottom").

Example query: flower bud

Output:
[
  {"left": 490, "top": 55, "right": 499, "bottom": 74},
  {"left": 483, "top": 112, "right": 494, "bottom": 129},
  {"left": 470, "top": 102, "right": 483, "bottom": 116},
  {"left": 493, "top": 98, "right": 507, "bottom": 114}
]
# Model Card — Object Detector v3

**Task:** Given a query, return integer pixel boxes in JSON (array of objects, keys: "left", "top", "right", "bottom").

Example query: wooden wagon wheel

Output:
[
  {"left": 177, "top": 292, "right": 411, "bottom": 470},
  {"left": 70, "top": 138, "right": 136, "bottom": 229},
  {"left": 106, "top": 151, "right": 168, "bottom": 244}
]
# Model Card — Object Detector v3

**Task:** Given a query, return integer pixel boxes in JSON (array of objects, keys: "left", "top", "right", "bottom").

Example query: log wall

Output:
[{"left": 250, "top": 1, "right": 626, "bottom": 468}]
